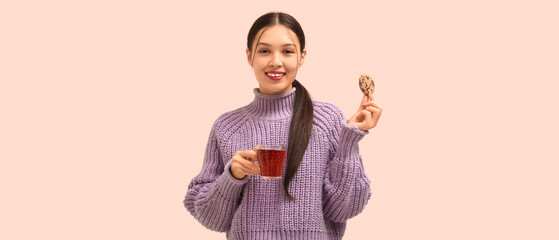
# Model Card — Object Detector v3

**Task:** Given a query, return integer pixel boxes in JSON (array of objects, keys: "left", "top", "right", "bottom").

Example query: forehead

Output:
[{"left": 255, "top": 25, "right": 299, "bottom": 47}]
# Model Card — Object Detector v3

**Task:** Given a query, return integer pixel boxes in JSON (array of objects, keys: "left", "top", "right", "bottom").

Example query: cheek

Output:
[
  {"left": 286, "top": 59, "right": 300, "bottom": 73},
  {"left": 252, "top": 57, "right": 268, "bottom": 69}
]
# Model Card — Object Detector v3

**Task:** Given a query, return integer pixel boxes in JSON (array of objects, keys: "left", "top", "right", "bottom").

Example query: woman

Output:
[{"left": 184, "top": 11, "right": 382, "bottom": 240}]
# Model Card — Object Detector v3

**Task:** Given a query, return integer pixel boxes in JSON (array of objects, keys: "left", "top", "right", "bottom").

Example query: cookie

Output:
[{"left": 359, "top": 74, "right": 375, "bottom": 95}]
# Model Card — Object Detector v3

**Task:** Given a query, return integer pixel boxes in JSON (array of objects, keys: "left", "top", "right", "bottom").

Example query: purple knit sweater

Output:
[{"left": 184, "top": 87, "right": 371, "bottom": 240}]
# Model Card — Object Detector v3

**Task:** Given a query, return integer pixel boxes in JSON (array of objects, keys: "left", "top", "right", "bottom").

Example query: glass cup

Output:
[{"left": 255, "top": 144, "right": 287, "bottom": 179}]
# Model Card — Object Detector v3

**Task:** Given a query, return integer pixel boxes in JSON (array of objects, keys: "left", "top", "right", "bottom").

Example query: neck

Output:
[{"left": 245, "top": 87, "right": 296, "bottom": 120}]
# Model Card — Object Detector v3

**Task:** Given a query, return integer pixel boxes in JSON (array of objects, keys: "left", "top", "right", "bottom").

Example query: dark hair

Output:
[{"left": 247, "top": 12, "right": 313, "bottom": 201}]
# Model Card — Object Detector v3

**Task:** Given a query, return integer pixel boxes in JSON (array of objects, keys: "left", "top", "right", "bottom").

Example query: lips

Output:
[{"left": 266, "top": 71, "right": 286, "bottom": 81}]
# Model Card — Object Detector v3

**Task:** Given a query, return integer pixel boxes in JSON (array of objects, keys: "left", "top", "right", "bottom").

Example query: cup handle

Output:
[{"left": 253, "top": 144, "right": 261, "bottom": 169}]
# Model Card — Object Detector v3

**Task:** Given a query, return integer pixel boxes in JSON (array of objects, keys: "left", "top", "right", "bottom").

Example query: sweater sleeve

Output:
[
  {"left": 322, "top": 106, "right": 372, "bottom": 222},
  {"left": 183, "top": 123, "right": 249, "bottom": 232}
]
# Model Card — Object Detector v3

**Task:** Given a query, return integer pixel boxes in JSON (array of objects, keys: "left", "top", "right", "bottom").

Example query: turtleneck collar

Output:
[{"left": 245, "top": 87, "right": 296, "bottom": 120}]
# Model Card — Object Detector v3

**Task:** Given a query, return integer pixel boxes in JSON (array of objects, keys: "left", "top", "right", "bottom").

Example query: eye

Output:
[
  {"left": 283, "top": 50, "right": 295, "bottom": 54},
  {"left": 258, "top": 49, "right": 270, "bottom": 53}
]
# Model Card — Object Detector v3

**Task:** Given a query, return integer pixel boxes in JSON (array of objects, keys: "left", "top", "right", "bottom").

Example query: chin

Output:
[{"left": 259, "top": 84, "right": 290, "bottom": 95}]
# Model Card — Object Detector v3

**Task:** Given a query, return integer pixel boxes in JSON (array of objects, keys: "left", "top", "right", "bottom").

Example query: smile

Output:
[
  {"left": 265, "top": 71, "right": 286, "bottom": 81},
  {"left": 266, "top": 72, "right": 286, "bottom": 77}
]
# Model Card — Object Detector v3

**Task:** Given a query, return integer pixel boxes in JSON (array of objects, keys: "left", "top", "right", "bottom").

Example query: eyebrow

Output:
[{"left": 256, "top": 42, "right": 297, "bottom": 48}]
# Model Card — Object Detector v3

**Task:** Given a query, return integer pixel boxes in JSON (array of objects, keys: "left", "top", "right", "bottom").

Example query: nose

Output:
[{"left": 269, "top": 52, "right": 282, "bottom": 67}]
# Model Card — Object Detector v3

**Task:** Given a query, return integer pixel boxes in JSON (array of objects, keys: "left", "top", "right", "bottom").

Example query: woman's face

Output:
[{"left": 246, "top": 25, "right": 306, "bottom": 95}]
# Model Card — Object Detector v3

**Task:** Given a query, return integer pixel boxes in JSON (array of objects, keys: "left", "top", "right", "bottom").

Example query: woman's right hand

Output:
[{"left": 230, "top": 148, "right": 260, "bottom": 180}]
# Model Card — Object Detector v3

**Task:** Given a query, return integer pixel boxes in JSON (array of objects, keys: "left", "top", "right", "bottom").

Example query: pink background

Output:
[{"left": 2, "top": 0, "right": 558, "bottom": 239}]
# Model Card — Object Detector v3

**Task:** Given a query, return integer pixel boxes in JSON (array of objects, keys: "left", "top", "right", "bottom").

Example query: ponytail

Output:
[{"left": 284, "top": 80, "right": 313, "bottom": 201}]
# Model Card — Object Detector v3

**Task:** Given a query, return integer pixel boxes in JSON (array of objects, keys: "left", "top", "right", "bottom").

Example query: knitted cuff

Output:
[
  {"left": 331, "top": 120, "right": 367, "bottom": 161},
  {"left": 343, "top": 119, "right": 368, "bottom": 139},
  {"left": 213, "top": 160, "right": 250, "bottom": 201}
]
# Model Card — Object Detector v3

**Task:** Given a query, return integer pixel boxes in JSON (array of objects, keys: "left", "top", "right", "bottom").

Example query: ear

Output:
[
  {"left": 246, "top": 48, "right": 253, "bottom": 67},
  {"left": 299, "top": 49, "right": 307, "bottom": 68}
]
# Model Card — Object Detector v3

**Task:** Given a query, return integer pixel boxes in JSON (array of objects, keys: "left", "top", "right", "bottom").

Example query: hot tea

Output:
[{"left": 255, "top": 145, "right": 286, "bottom": 179}]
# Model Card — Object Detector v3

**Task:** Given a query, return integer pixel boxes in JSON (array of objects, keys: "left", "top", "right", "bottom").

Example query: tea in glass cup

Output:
[{"left": 255, "top": 144, "right": 286, "bottom": 179}]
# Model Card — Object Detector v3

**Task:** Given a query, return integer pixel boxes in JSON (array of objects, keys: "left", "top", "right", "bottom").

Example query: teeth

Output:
[{"left": 267, "top": 73, "right": 285, "bottom": 77}]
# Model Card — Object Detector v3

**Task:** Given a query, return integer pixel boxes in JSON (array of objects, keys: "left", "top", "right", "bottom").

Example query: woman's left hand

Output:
[{"left": 348, "top": 92, "right": 383, "bottom": 131}]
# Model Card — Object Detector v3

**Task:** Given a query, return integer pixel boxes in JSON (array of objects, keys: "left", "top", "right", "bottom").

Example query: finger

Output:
[
  {"left": 360, "top": 108, "right": 373, "bottom": 121},
  {"left": 361, "top": 94, "right": 369, "bottom": 104},
  {"left": 234, "top": 155, "right": 260, "bottom": 170},
  {"left": 362, "top": 101, "right": 381, "bottom": 109},
  {"left": 232, "top": 155, "right": 252, "bottom": 165},
  {"left": 364, "top": 108, "right": 373, "bottom": 120},
  {"left": 365, "top": 106, "right": 381, "bottom": 114},
  {"left": 238, "top": 164, "right": 259, "bottom": 175},
  {"left": 368, "top": 92, "right": 375, "bottom": 102},
  {"left": 237, "top": 150, "right": 257, "bottom": 161},
  {"left": 240, "top": 155, "right": 262, "bottom": 172},
  {"left": 232, "top": 161, "right": 253, "bottom": 176},
  {"left": 232, "top": 157, "right": 258, "bottom": 174},
  {"left": 365, "top": 106, "right": 382, "bottom": 122},
  {"left": 358, "top": 110, "right": 373, "bottom": 127},
  {"left": 236, "top": 167, "right": 258, "bottom": 178},
  {"left": 358, "top": 94, "right": 368, "bottom": 110},
  {"left": 365, "top": 110, "right": 374, "bottom": 128},
  {"left": 365, "top": 106, "right": 382, "bottom": 119}
]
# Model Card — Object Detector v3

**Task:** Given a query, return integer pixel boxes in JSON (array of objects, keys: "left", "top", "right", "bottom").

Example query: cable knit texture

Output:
[{"left": 184, "top": 87, "right": 372, "bottom": 240}]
